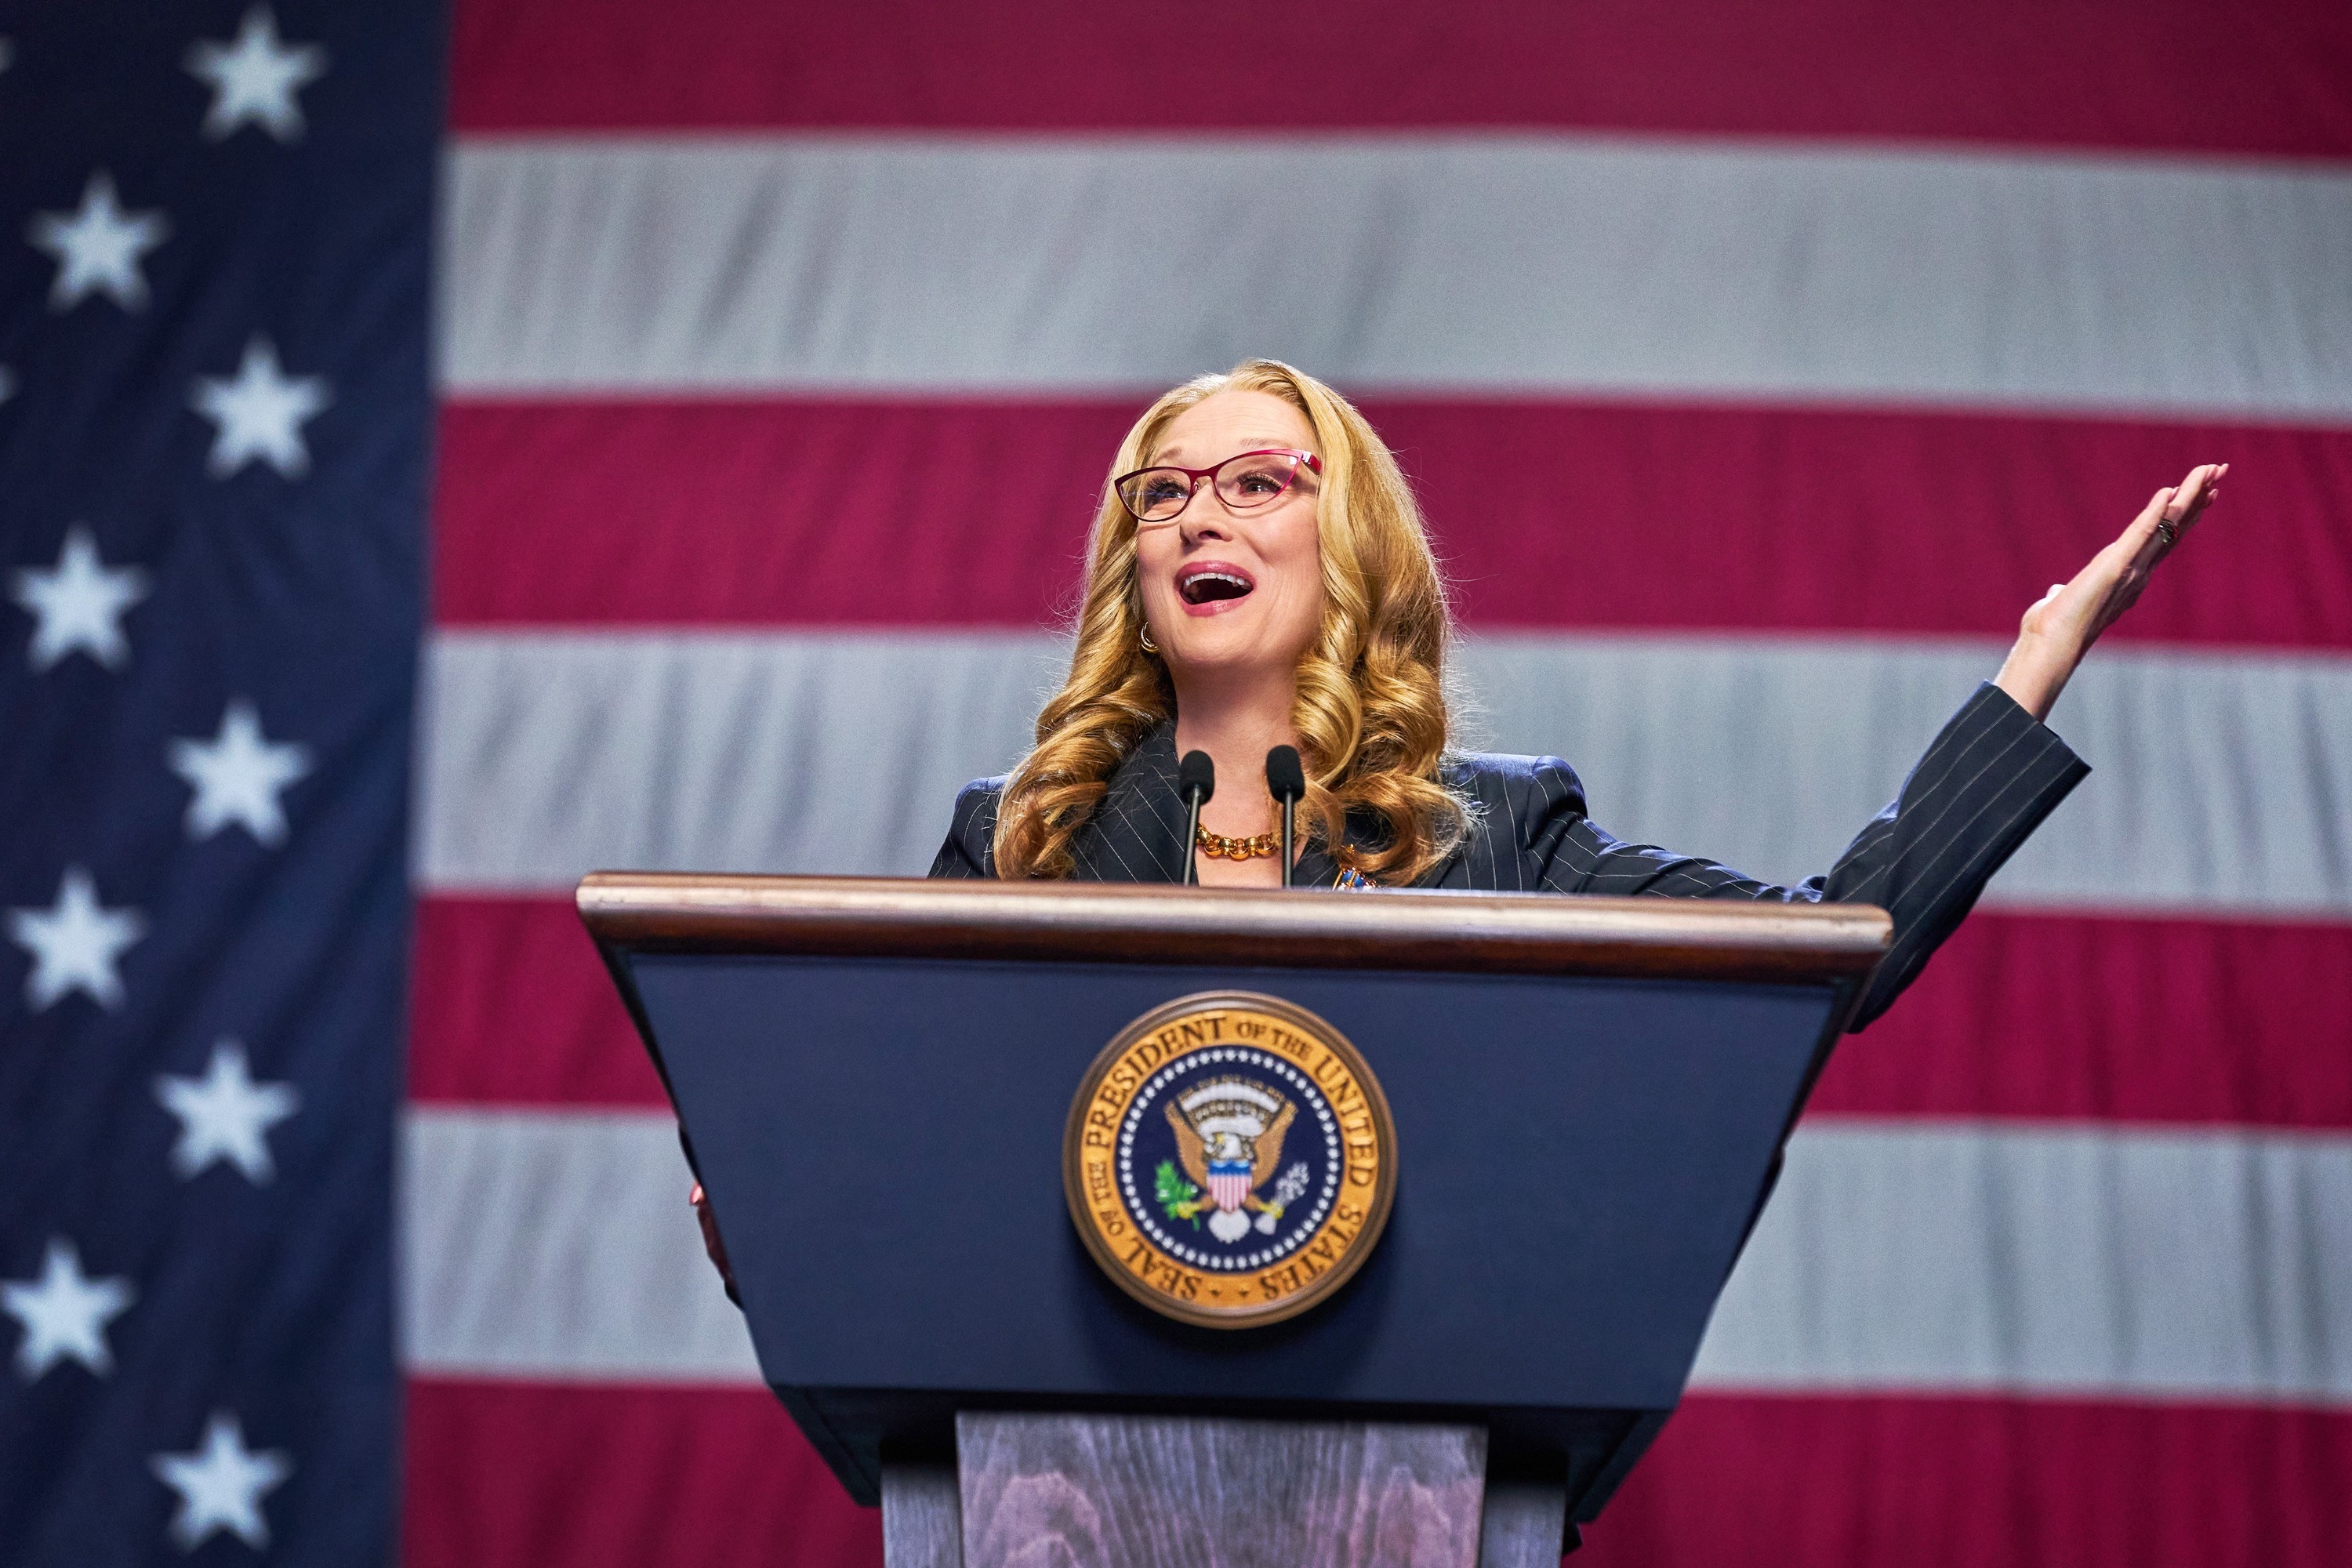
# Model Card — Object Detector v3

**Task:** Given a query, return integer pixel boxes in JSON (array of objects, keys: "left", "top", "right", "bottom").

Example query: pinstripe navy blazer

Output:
[{"left": 929, "top": 682, "right": 2087, "bottom": 1029}]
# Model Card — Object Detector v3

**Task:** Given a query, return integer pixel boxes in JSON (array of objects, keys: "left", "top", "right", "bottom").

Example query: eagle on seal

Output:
[{"left": 1166, "top": 1076, "right": 1298, "bottom": 1243}]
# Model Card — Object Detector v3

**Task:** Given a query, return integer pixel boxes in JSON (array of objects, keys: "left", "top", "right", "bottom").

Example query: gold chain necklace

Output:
[{"left": 1194, "top": 822, "right": 1280, "bottom": 861}]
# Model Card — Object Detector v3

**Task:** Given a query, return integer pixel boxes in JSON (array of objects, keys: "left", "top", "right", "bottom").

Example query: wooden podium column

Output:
[{"left": 881, "top": 1414, "right": 1566, "bottom": 1568}]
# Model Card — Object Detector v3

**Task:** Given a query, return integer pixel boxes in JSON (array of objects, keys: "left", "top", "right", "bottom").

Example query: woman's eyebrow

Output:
[{"left": 1154, "top": 435, "right": 1304, "bottom": 463}]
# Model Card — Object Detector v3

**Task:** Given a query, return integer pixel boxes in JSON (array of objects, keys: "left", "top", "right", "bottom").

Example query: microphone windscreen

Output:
[
  {"left": 1178, "top": 750, "right": 1216, "bottom": 804},
  {"left": 1265, "top": 745, "right": 1305, "bottom": 801}
]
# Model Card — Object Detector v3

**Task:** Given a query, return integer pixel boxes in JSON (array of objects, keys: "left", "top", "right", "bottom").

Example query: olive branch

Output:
[{"left": 1156, "top": 1160, "right": 1207, "bottom": 1226}]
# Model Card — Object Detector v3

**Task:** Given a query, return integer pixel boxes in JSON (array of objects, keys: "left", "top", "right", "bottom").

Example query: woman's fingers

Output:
[
  {"left": 2126, "top": 463, "right": 2222, "bottom": 574},
  {"left": 691, "top": 1181, "right": 736, "bottom": 1287},
  {"left": 2098, "top": 463, "right": 2223, "bottom": 634},
  {"left": 2168, "top": 462, "right": 2223, "bottom": 542},
  {"left": 2165, "top": 463, "right": 2223, "bottom": 532}
]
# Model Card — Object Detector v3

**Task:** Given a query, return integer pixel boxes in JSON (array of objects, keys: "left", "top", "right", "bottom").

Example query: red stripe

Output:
[
  {"left": 410, "top": 898, "right": 2352, "bottom": 1127},
  {"left": 1810, "top": 912, "right": 2352, "bottom": 1129},
  {"left": 397, "top": 1381, "right": 2352, "bottom": 1568},
  {"left": 448, "top": 0, "right": 2352, "bottom": 160},
  {"left": 401, "top": 1378, "right": 879, "bottom": 1568},
  {"left": 432, "top": 399, "right": 2352, "bottom": 646},
  {"left": 408, "top": 896, "right": 664, "bottom": 1106},
  {"left": 432, "top": 400, "right": 1127, "bottom": 632},
  {"left": 1581, "top": 1394, "right": 2352, "bottom": 1568}
]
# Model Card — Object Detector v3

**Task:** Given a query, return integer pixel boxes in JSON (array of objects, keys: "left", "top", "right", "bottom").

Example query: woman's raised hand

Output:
[{"left": 1993, "top": 463, "right": 2225, "bottom": 721}]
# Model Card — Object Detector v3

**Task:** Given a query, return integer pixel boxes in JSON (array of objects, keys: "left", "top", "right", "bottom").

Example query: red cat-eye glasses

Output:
[{"left": 1112, "top": 448, "right": 1323, "bottom": 524}]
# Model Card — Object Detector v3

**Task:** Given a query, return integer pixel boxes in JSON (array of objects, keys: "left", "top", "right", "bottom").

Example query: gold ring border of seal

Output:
[{"left": 1061, "top": 989, "right": 1399, "bottom": 1330}]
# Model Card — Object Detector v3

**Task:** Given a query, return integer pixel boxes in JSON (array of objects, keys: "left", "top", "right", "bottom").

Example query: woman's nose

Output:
[{"left": 1180, "top": 506, "right": 1234, "bottom": 546}]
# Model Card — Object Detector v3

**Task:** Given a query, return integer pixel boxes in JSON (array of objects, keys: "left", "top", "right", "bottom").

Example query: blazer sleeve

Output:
[
  {"left": 927, "top": 777, "right": 1004, "bottom": 878},
  {"left": 1516, "top": 682, "right": 2089, "bottom": 1030}
]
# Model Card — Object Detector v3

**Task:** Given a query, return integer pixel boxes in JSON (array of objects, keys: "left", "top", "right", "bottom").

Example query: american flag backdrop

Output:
[{"left": 7, "top": 2, "right": 2352, "bottom": 1565}]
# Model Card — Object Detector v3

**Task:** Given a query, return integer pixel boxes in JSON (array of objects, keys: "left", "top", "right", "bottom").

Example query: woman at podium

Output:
[{"left": 929, "top": 360, "right": 2220, "bottom": 1030}]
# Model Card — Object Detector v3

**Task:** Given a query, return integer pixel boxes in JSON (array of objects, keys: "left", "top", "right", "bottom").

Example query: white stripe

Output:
[
  {"left": 441, "top": 135, "right": 2352, "bottom": 419},
  {"left": 1461, "top": 634, "right": 2352, "bottom": 918},
  {"left": 399, "top": 1107, "right": 2352, "bottom": 1401},
  {"left": 412, "top": 629, "right": 1063, "bottom": 891},
  {"left": 414, "top": 628, "right": 2352, "bottom": 916},
  {"left": 399, "top": 1107, "right": 757, "bottom": 1381},
  {"left": 1693, "top": 1120, "right": 2352, "bottom": 1403}
]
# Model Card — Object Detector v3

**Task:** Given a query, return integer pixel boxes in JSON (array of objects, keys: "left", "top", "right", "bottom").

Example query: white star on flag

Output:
[
  {"left": 190, "top": 337, "right": 330, "bottom": 479},
  {"left": 12, "top": 525, "right": 149, "bottom": 671},
  {"left": 156, "top": 1041, "right": 300, "bottom": 1184},
  {"left": 187, "top": 8, "right": 328, "bottom": 143},
  {"left": 168, "top": 699, "right": 311, "bottom": 845},
  {"left": 26, "top": 172, "right": 170, "bottom": 313},
  {"left": 151, "top": 1411, "right": 293, "bottom": 1552},
  {"left": 2, "top": 1237, "right": 133, "bottom": 1381},
  {"left": 7, "top": 866, "right": 144, "bottom": 1012}
]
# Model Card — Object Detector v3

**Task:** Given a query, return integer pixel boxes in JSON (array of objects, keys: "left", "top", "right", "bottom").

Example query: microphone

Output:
[
  {"left": 1265, "top": 746, "right": 1305, "bottom": 888},
  {"left": 1178, "top": 750, "right": 1215, "bottom": 886}
]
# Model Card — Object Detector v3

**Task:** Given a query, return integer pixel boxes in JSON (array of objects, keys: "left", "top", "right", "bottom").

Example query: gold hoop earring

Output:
[{"left": 1138, "top": 626, "right": 1158, "bottom": 655}]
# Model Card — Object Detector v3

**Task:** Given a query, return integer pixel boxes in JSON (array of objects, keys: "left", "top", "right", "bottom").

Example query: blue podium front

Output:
[{"left": 582, "top": 875, "right": 1889, "bottom": 1523}]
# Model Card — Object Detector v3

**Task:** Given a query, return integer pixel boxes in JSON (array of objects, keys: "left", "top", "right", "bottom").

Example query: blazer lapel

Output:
[{"left": 1067, "top": 723, "right": 1190, "bottom": 884}]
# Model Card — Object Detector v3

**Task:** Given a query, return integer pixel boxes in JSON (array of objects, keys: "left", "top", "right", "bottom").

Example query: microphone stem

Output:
[
  {"left": 1183, "top": 789, "right": 1204, "bottom": 886},
  {"left": 1279, "top": 796, "right": 1295, "bottom": 887}
]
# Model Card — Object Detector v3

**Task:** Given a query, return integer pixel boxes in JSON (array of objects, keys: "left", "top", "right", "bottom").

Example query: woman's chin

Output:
[
  {"left": 1164, "top": 637, "right": 1304, "bottom": 685},
  {"left": 1169, "top": 631, "right": 1262, "bottom": 674}
]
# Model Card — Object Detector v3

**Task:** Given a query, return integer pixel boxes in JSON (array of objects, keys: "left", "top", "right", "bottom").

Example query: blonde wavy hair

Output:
[{"left": 991, "top": 359, "right": 1467, "bottom": 884}]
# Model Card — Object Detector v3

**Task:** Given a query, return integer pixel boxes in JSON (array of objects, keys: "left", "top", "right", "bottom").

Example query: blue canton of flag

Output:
[{"left": 1, "top": 5, "right": 433, "bottom": 1562}]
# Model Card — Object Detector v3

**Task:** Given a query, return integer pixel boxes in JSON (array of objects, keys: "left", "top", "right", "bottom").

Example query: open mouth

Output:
[{"left": 1178, "top": 563, "right": 1256, "bottom": 608}]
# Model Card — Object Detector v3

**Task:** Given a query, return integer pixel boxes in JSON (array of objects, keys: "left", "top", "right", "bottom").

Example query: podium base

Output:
[{"left": 880, "top": 1413, "right": 1566, "bottom": 1568}]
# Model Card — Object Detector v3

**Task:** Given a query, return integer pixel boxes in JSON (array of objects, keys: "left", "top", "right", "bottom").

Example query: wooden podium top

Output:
[{"left": 578, "top": 872, "right": 1889, "bottom": 985}]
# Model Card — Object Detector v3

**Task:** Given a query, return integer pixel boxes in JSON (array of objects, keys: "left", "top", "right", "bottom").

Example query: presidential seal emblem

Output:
[{"left": 1063, "top": 991, "right": 1397, "bottom": 1328}]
